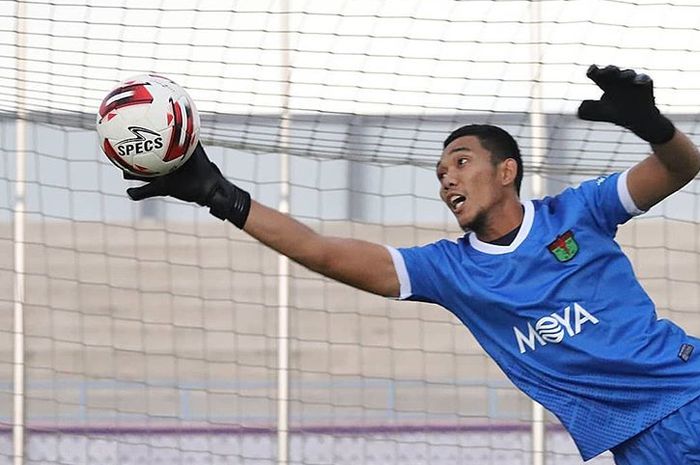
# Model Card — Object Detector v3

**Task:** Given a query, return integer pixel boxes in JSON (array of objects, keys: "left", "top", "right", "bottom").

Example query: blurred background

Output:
[{"left": 1, "top": 1, "right": 699, "bottom": 464}]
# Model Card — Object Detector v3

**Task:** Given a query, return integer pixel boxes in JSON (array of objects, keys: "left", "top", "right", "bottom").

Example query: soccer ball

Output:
[{"left": 96, "top": 74, "right": 200, "bottom": 177}]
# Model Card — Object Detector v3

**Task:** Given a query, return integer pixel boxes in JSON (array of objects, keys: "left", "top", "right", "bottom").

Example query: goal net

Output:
[{"left": 1, "top": 1, "right": 699, "bottom": 464}]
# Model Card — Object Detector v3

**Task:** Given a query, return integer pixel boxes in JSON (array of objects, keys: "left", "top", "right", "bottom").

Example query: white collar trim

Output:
[{"left": 468, "top": 200, "right": 534, "bottom": 255}]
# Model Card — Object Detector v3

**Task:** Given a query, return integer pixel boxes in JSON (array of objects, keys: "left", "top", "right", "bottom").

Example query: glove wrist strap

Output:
[
  {"left": 637, "top": 114, "right": 675, "bottom": 145},
  {"left": 207, "top": 181, "right": 252, "bottom": 229}
]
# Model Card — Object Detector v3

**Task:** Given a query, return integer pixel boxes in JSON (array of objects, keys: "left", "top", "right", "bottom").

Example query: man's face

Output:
[{"left": 436, "top": 135, "right": 505, "bottom": 231}]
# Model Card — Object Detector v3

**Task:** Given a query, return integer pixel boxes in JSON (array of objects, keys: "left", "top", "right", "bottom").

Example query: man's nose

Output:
[{"left": 441, "top": 173, "right": 457, "bottom": 189}]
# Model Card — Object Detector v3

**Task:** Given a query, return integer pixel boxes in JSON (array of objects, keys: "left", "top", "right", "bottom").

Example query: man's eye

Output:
[{"left": 458, "top": 158, "right": 468, "bottom": 166}]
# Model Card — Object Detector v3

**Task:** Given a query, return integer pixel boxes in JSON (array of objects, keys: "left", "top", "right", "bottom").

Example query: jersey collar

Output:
[{"left": 468, "top": 200, "right": 534, "bottom": 255}]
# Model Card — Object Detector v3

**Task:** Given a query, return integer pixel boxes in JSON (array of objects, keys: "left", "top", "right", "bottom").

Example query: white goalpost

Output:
[
  {"left": 12, "top": 3, "right": 27, "bottom": 465},
  {"left": 1, "top": 1, "right": 699, "bottom": 465}
]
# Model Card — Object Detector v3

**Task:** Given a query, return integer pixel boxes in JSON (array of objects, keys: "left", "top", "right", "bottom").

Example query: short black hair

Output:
[{"left": 443, "top": 124, "right": 524, "bottom": 195}]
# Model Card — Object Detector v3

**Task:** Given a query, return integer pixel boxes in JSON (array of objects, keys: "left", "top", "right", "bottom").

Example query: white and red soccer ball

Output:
[{"left": 96, "top": 74, "right": 200, "bottom": 177}]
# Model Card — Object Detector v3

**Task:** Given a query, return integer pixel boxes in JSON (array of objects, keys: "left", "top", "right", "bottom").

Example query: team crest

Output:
[{"left": 547, "top": 230, "right": 579, "bottom": 262}]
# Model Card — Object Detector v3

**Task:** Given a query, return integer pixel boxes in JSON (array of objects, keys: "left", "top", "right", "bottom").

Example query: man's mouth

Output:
[{"left": 449, "top": 194, "right": 466, "bottom": 211}]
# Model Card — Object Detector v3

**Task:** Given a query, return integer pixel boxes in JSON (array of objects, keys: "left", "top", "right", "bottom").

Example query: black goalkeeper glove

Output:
[
  {"left": 125, "top": 143, "right": 251, "bottom": 229},
  {"left": 578, "top": 64, "right": 675, "bottom": 145}
]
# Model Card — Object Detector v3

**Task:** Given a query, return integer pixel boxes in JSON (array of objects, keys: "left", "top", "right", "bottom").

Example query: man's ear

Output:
[{"left": 501, "top": 158, "right": 518, "bottom": 187}]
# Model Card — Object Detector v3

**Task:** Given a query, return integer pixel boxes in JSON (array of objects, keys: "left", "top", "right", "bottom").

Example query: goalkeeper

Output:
[{"left": 123, "top": 65, "right": 700, "bottom": 464}]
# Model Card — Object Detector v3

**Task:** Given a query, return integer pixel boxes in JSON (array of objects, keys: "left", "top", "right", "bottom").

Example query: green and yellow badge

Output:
[{"left": 547, "top": 230, "right": 579, "bottom": 262}]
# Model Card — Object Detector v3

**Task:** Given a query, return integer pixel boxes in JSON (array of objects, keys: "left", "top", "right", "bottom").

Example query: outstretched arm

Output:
[
  {"left": 579, "top": 64, "right": 700, "bottom": 210},
  {"left": 627, "top": 130, "right": 700, "bottom": 211},
  {"left": 124, "top": 144, "right": 401, "bottom": 297},
  {"left": 243, "top": 200, "right": 400, "bottom": 297}
]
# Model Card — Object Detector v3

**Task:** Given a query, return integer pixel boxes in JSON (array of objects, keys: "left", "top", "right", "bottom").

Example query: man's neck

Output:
[
  {"left": 487, "top": 208, "right": 524, "bottom": 245},
  {"left": 473, "top": 198, "right": 524, "bottom": 243}
]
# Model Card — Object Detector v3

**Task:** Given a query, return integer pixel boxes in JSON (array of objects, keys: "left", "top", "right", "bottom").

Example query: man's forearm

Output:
[
  {"left": 243, "top": 200, "right": 328, "bottom": 270},
  {"left": 241, "top": 200, "right": 400, "bottom": 297},
  {"left": 651, "top": 129, "right": 700, "bottom": 184},
  {"left": 627, "top": 129, "right": 700, "bottom": 211}
]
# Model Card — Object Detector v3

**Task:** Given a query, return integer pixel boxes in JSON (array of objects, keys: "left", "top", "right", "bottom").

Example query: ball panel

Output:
[
  {"left": 97, "top": 82, "right": 154, "bottom": 120},
  {"left": 133, "top": 151, "right": 169, "bottom": 177}
]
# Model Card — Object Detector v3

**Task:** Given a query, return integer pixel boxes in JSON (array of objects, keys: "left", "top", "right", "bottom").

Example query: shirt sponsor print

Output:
[{"left": 514, "top": 303, "right": 600, "bottom": 354}]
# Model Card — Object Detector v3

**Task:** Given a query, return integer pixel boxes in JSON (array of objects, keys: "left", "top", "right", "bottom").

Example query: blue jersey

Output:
[{"left": 387, "top": 171, "right": 700, "bottom": 460}]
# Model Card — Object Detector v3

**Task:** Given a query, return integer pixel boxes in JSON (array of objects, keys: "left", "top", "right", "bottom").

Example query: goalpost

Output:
[{"left": 1, "top": 1, "right": 699, "bottom": 464}]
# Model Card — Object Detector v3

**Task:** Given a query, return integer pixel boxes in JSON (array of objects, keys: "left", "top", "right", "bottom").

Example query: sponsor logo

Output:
[
  {"left": 513, "top": 303, "right": 600, "bottom": 354},
  {"left": 547, "top": 230, "right": 579, "bottom": 262},
  {"left": 116, "top": 126, "right": 163, "bottom": 157},
  {"left": 678, "top": 343, "right": 694, "bottom": 362}
]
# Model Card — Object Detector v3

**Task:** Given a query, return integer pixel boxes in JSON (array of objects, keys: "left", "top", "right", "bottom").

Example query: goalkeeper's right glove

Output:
[{"left": 125, "top": 143, "right": 251, "bottom": 229}]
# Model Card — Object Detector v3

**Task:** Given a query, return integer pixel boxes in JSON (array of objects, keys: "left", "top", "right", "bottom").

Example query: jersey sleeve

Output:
[
  {"left": 385, "top": 241, "right": 454, "bottom": 304},
  {"left": 570, "top": 170, "right": 645, "bottom": 236}
]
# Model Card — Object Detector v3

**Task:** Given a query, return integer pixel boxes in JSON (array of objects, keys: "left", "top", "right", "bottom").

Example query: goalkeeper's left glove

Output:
[
  {"left": 124, "top": 142, "right": 251, "bottom": 229},
  {"left": 578, "top": 64, "right": 675, "bottom": 144}
]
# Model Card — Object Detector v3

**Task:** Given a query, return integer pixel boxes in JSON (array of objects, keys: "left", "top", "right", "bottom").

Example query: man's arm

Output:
[
  {"left": 243, "top": 200, "right": 400, "bottom": 297},
  {"left": 578, "top": 64, "right": 700, "bottom": 210},
  {"left": 124, "top": 144, "right": 401, "bottom": 298},
  {"left": 627, "top": 130, "right": 700, "bottom": 211}
]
